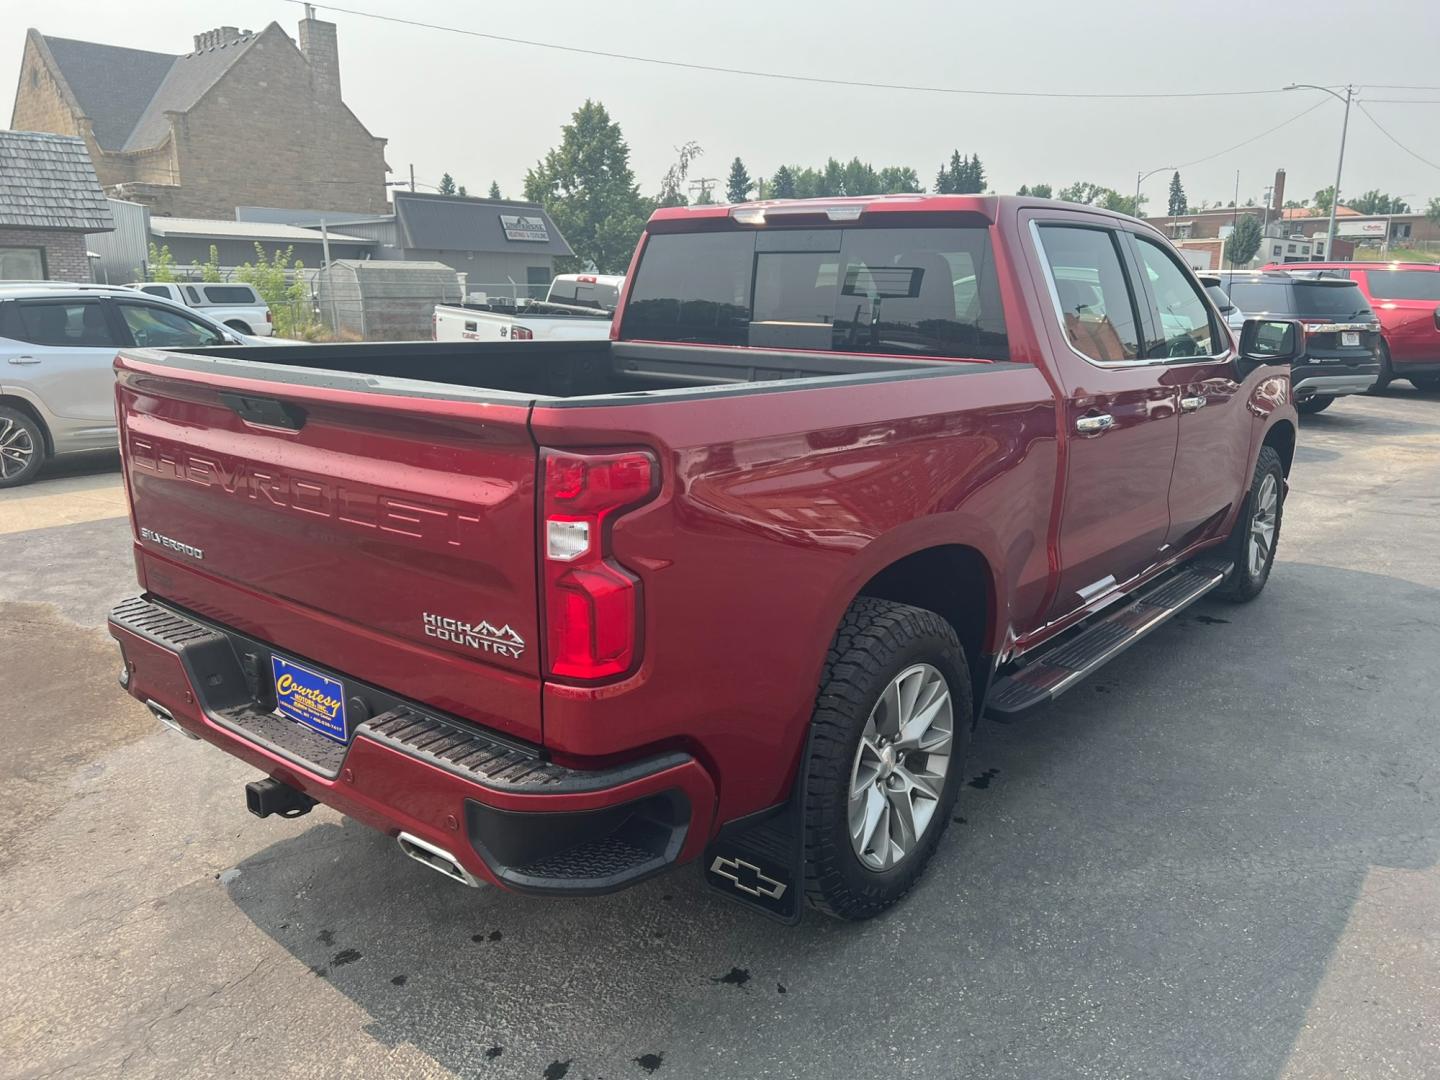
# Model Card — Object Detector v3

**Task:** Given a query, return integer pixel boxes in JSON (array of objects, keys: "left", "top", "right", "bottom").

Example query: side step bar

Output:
[{"left": 986, "top": 557, "right": 1232, "bottom": 721}]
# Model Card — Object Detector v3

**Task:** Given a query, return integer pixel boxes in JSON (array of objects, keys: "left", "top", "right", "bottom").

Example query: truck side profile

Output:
[{"left": 109, "top": 195, "right": 1300, "bottom": 921}]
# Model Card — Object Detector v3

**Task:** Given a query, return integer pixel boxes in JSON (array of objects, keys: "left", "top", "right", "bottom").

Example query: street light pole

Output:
[
  {"left": 1285, "top": 83, "right": 1353, "bottom": 260},
  {"left": 1135, "top": 166, "right": 1175, "bottom": 220}
]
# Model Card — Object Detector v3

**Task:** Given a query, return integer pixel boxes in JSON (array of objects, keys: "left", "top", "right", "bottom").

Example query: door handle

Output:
[
  {"left": 1180, "top": 396, "right": 1207, "bottom": 412},
  {"left": 7, "top": 355, "right": 40, "bottom": 364},
  {"left": 1075, "top": 413, "right": 1115, "bottom": 434}
]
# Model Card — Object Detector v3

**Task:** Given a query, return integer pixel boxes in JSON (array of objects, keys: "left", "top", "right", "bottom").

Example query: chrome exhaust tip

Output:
[
  {"left": 146, "top": 699, "right": 199, "bottom": 740},
  {"left": 397, "top": 832, "right": 483, "bottom": 888}
]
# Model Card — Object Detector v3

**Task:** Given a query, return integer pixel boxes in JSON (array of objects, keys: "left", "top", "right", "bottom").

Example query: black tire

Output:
[
  {"left": 1367, "top": 342, "right": 1393, "bottom": 394},
  {"left": 1410, "top": 375, "right": 1440, "bottom": 392},
  {"left": 224, "top": 320, "right": 253, "bottom": 335},
  {"left": 1296, "top": 396, "right": 1334, "bottom": 415},
  {"left": 0, "top": 405, "right": 45, "bottom": 488},
  {"left": 1215, "top": 445, "right": 1284, "bottom": 603},
  {"left": 803, "top": 597, "right": 971, "bottom": 920}
]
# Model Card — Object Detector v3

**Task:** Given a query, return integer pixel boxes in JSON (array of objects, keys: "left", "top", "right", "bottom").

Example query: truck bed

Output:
[{"left": 153, "top": 339, "right": 968, "bottom": 403}]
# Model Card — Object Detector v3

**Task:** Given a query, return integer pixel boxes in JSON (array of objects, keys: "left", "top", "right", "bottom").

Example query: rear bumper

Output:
[
  {"left": 1292, "top": 361, "right": 1378, "bottom": 398},
  {"left": 108, "top": 596, "right": 716, "bottom": 895}
]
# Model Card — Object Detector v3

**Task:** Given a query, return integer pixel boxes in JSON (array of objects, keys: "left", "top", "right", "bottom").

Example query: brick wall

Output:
[
  {"left": 10, "top": 38, "right": 82, "bottom": 138},
  {"left": 0, "top": 228, "right": 93, "bottom": 282}
]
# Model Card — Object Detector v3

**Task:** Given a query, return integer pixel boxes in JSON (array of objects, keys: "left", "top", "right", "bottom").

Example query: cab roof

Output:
[{"left": 647, "top": 193, "right": 1140, "bottom": 226}]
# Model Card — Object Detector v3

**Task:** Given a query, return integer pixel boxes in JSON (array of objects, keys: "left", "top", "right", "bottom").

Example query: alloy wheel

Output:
[
  {"left": 848, "top": 663, "right": 954, "bottom": 872},
  {"left": 0, "top": 416, "right": 36, "bottom": 480},
  {"left": 1248, "top": 472, "right": 1279, "bottom": 577}
]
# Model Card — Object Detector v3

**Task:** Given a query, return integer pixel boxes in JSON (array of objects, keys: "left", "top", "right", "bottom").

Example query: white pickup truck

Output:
[
  {"left": 432, "top": 273, "right": 621, "bottom": 343},
  {"left": 123, "top": 281, "right": 273, "bottom": 337}
]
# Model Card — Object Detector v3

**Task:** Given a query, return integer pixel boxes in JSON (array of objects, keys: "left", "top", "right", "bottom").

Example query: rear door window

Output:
[
  {"left": 7, "top": 300, "right": 118, "bottom": 347},
  {"left": 622, "top": 225, "right": 1009, "bottom": 360},
  {"left": 1034, "top": 225, "right": 1141, "bottom": 363},
  {"left": 1133, "top": 237, "right": 1219, "bottom": 359},
  {"left": 1362, "top": 270, "right": 1440, "bottom": 301},
  {"left": 116, "top": 302, "right": 227, "bottom": 348}
]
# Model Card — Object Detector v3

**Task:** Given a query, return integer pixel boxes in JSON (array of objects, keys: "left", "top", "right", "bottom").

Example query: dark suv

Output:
[{"left": 1220, "top": 271, "right": 1381, "bottom": 414}]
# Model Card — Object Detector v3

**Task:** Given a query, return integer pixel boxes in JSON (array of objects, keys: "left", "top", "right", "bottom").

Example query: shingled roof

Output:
[
  {"left": 32, "top": 27, "right": 265, "bottom": 152},
  {"left": 0, "top": 130, "right": 113, "bottom": 231}
]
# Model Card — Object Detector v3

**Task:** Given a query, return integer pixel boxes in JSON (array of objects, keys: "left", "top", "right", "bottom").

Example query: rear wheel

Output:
[
  {"left": 0, "top": 405, "right": 44, "bottom": 488},
  {"left": 1297, "top": 396, "right": 1334, "bottom": 415},
  {"left": 803, "top": 597, "right": 971, "bottom": 920},
  {"left": 1410, "top": 375, "right": 1440, "bottom": 392},
  {"left": 1367, "top": 342, "right": 1394, "bottom": 394},
  {"left": 1216, "top": 445, "right": 1284, "bottom": 603}
]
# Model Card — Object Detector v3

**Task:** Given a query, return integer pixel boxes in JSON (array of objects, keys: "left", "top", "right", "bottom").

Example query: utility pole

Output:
[
  {"left": 409, "top": 163, "right": 416, "bottom": 193},
  {"left": 688, "top": 177, "right": 719, "bottom": 203},
  {"left": 1285, "top": 83, "right": 1353, "bottom": 261}
]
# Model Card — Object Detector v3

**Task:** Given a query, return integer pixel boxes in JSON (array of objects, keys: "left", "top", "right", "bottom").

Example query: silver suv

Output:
[{"left": 0, "top": 283, "right": 278, "bottom": 487}]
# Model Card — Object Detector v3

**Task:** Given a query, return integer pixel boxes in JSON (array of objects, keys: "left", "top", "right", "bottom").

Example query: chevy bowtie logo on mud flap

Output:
[
  {"left": 708, "top": 856, "right": 787, "bottom": 900},
  {"left": 422, "top": 612, "right": 525, "bottom": 659}
]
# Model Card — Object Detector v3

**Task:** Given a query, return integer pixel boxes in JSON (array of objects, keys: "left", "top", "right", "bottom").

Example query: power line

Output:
[
  {"left": 1361, "top": 97, "right": 1440, "bottom": 104},
  {"left": 1172, "top": 97, "right": 1331, "bottom": 170},
  {"left": 289, "top": 0, "right": 1296, "bottom": 100},
  {"left": 1358, "top": 83, "right": 1440, "bottom": 91},
  {"left": 1355, "top": 102, "right": 1440, "bottom": 173}
]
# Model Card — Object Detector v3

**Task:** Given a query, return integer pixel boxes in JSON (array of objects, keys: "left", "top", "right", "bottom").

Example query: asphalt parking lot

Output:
[{"left": 3, "top": 386, "right": 1438, "bottom": 1080}]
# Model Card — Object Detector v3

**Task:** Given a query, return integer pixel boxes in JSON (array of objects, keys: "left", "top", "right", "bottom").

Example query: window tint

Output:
[
  {"left": 1135, "top": 238, "right": 1217, "bottom": 358},
  {"left": 139, "top": 285, "right": 172, "bottom": 298},
  {"left": 117, "top": 303, "right": 226, "bottom": 348},
  {"left": 184, "top": 286, "right": 202, "bottom": 305},
  {"left": 1036, "top": 225, "right": 1140, "bottom": 363},
  {"left": 8, "top": 300, "right": 117, "bottom": 347},
  {"left": 202, "top": 285, "right": 257, "bottom": 304},
  {"left": 622, "top": 226, "right": 1009, "bottom": 360},
  {"left": 1292, "top": 282, "right": 1371, "bottom": 317},
  {"left": 1363, "top": 270, "right": 1440, "bottom": 302},
  {"left": 1205, "top": 284, "right": 1234, "bottom": 312},
  {"left": 1224, "top": 279, "right": 1291, "bottom": 314}
]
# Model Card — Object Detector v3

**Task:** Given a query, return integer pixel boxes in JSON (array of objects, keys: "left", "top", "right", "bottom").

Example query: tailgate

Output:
[{"left": 116, "top": 350, "right": 543, "bottom": 743}]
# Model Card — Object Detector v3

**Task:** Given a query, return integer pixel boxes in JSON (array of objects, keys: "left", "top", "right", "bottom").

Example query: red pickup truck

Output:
[{"left": 109, "top": 195, "right": 1300, "bottom": 922}]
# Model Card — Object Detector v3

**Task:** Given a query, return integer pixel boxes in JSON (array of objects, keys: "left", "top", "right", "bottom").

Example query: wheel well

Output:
[
  {"left": 0, "top": 394, "right": 52, "bottom": 457},
  {"left": 224, "top": 320, "right": 252, "bottom": 335},
  {"left": 856, "top": 545, "right": 995, "bottom": 705},
  {"left": 1263, "top": 420, "right": 1296, "bottom": 476}
]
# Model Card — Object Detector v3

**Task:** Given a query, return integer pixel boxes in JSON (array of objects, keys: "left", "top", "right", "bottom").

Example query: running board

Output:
[{"left": 986, "top": 557, "right": 1232, "bottom": 721}]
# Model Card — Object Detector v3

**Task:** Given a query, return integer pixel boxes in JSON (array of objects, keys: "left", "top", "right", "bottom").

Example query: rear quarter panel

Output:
[{"left": 531, "top": 365, "right": 1058, "bottom": 821}]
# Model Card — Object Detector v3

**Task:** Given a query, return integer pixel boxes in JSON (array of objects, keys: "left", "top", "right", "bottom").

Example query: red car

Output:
[
  {"left": 1261, "top": 261, "right": 1440, "bottom": 391},
  {"left": 109, "top": 196, "right": 1299, "bottom": 922}
]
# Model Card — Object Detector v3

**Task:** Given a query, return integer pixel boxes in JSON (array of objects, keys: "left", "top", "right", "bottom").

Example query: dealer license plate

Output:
[
  {"left": 1342, "top": 331, "right": 1360, "bottom": 347},
  {"left": 271, "top": 654, "right": 348, "bottom": 742}
]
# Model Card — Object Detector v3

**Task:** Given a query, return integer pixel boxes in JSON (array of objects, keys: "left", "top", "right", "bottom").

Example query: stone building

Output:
[
  {"left": 0, "top": 130, "right": 113, "bottom": 282},
  {"left": 10, "top": 11, "right": 388, "bottom": 218}
]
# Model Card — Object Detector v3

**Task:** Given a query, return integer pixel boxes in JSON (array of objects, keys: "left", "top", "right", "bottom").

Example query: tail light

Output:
[
  {"left": 431, "top": 312, "right": 438, "bottom": 340},
  {"left": 511, "top": 325, "right": 534, "bottom": 341},
  {"left": 265, "top": 309, "right": 273, "bottom": 324},
  {"left": 541, "top": 449, "right": 657, "bottom": 680}
]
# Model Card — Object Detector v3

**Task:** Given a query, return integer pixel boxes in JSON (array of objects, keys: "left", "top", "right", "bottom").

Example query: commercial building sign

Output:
[
  {"left": 1336, "top": 219, "right": 1388, "bottom": 239},
  {"left": 500, "top": 214, "right": 550, "bottom": 242}
]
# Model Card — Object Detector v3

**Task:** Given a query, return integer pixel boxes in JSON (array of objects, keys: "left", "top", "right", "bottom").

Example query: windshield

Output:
[
  {"left": 1364, "top": 270, "right": 1440, "bottom": 302},
  {"left": 622, "top": 225, "right": 1010, "bottom": 360},
  {"left": 1293, "top": 282, "right": 1372, "bottom": 318}
]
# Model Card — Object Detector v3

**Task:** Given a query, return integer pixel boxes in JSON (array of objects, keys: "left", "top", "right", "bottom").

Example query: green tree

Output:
[
  {"left": 235, "top": 244, "right": 314, "bottom": 338},
  {"left": 877, "top": 165, "right": 922, "bottom": 193},
  {"left": 524, "top": 100, "right": 649, "bottom": 272},
  {"left": 771, "top": 165, "right": 797, "bottom": 199},
  {"left": 656, "top": 140, "right": 703, "bottom": 208},
  {"left": 457, "top": 184, "right": 467, "bottom": 197},
  {"left": 1347, "top": 190, "right": 1410, "bottom": 215},
  {"left": 1018, "top": 182, "right": 1052, "bottom": 199},
  {"left": 821, "top": 158, "right": 845, "bottom": 197},
  {"left": 840, "top": 157, "right": 879, "bottom": 196},
  {"left": 1098, "top": 190, "right": 1144, "bottom": 216},
  {"left": 725, "top": 156, "right": 753, "bottom": 203},
  {"left": 1167, "top": 171, "right": 1187, "bottom": 216},
  {"left": 438, "top": 172, "right": 457, "bottom": 196},
  {"left": 1427, "top": 196, "right": 1440, "bottom": 227},
  {"left": 1312, "top": 186, "right": 1335, "bottom": 214},
  {"left": 145, "top": 242, "right": 178, "bottom": 282},
  {"left": 488, "top": 181, "right": 502, "bottom": 199},
  {"left": 1225, "top": 215, "right": 1264, "bottom": 268},
  {"left": 1057, "top": 181, "right": 1106, "bottom": 205},
  {"left": 191, "top": 244, "right": 222, "bottom": 283}
]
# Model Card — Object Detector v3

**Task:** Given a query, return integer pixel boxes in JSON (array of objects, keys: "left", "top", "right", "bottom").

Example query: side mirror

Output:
[{"left": 1236, "top": 317, "right": 1301, "bottom": 377}]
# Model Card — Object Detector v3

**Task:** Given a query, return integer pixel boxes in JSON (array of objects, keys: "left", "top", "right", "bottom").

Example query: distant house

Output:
[
  {"left": 240, "top": 192, "right": 576, "bottom": 299},
  {"left": 10, "top": 12, "right": 388, "bottom": 218},
  {"left": 0, "top": 130, "right": 113, "bottom": 281}
]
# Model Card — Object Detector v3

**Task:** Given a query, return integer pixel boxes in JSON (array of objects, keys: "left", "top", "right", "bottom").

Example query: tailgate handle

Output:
[{"left": 219, "top": 393, "right": 307, "bottom": 431}]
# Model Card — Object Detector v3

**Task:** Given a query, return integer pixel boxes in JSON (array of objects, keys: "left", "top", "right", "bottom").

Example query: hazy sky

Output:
[{"left": 6, "top": 0, "right": 1439, "bottom": 213}]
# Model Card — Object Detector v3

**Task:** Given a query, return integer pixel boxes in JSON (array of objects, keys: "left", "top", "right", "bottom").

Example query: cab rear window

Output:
[
  {"left": 1363, "top": 270, "right": 1440, "bottom": 302},
  {"left": 622, "top": 226, "right": 1010, "bottom": 360}
]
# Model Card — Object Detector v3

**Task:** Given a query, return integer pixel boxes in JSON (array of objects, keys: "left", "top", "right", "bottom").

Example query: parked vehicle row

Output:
[
  {"left": 122, "top": 280, "right": 274, "bottom": 338},
  {"left": 432, "top": 273, "right": 622, "bottom": 343},
  {"left": 0, "top": 283, "right": 283, "bottom": 487},
  {"left": 107, "top": 194, "right": 1302, "bottom": 922}
]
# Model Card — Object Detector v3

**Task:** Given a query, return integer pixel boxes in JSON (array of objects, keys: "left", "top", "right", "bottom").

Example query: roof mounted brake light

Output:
[
  {"left": 823, "top": 206, "right": 864, "bottom": 221},
  {"left": 731, "top": 207, "right": 766, "bottom": 225}
]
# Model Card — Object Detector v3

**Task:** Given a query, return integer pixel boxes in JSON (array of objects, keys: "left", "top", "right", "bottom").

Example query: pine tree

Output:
[
  {"left": 771, "top": 165, "right": 797, "bottom": 199},
  {"left": 725, "top": 157, "right": 753, "bottom": 203},
  {"left": 488, "top": 181, "right": 502, "bottom": 200},
  {"left": 1167, "top": 171, "right": 1187, "bottom": 216},
  {"left": 438, "top": 172, "right": 457, "bottom": 196}
]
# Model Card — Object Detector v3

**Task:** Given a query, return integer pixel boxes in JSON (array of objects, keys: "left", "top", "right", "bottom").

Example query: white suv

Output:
[
  {"left": 122, "top": 281, "right": 273, "bottom": 337},
  {"left": 0, "top": 283, "right": 280, "bottom": 487}
]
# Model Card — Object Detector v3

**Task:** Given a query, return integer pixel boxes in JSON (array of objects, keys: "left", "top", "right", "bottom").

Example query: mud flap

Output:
[{"left": 700, "top": 735, "right": 812, "bottom": 924}]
